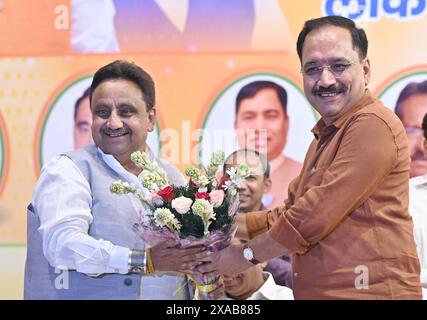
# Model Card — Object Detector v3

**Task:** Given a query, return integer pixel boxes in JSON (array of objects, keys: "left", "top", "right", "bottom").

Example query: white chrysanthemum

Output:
[
  {"left": 131, "top": 151, "right": 151, "bottom": 168},
  {"left": 192, "top": 199, "right": 215, "bottom": 223},
  {"left": 185, "top": 165, "right": 201, "bottom": 179},
  {"left": 141, "top": 173, "right": 158, "bottom": 191},
  {"left": 206, "top": 150, "right": 225, "bottom": 179},
  {"left": 236, "top": 164, "right": 251, "bottom": 179},
  {"left": 153, "top": 208, "right": 181, "bottom": 232},
  {"left": 210, "top": 150, "right": 225, "bottom": 166},
  {"left": 192, "top": 199, "right": 215, "bottom": 235},
  {"left": 153, "top": 167, "right": 168, "bottom": 185},
  {"left": 110, "top": 180, "right": 137, "bottom": 194},
  {"left": 131, "top": 151, "right": 169, "bottom": 189},
  {"left": 194, "top": 175, "right": 210, "bottom": 188}
]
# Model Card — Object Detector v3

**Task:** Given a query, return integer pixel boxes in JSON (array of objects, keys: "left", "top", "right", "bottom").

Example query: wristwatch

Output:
[{"left": 242, "top": 243, "right": 261, "bottom": 265}]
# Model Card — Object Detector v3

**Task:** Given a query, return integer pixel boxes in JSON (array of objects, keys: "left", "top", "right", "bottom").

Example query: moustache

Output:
[
  {"left": 102, "top": 127, "right": 131, "bottom": 136},
  {"left": 313, "top": 85, "right": 346, "bottom": 95}
]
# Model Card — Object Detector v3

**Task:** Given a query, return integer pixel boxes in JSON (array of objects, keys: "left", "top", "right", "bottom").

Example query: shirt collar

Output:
[
  {"left": 96, "top": 146, "right": 151, "bottom": 196},
  {"left": 247, "top": 272, "right": 277, "bottom": 300},
  {"left": 410, "top": 175, "right": 427, "bottom": 189},
  {"left": 311, "top": 89, "right": 374, "bottom": 140}
]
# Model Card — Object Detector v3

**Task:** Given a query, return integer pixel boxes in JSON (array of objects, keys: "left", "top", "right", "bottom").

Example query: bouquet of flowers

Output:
[{"left": 110, "top": 150, "right": 250, "bottom": 299}]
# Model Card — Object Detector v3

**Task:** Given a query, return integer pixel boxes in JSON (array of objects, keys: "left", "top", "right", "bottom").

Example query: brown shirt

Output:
[{"left": 246, "top": 90, "right": 422, "bottom": 299}]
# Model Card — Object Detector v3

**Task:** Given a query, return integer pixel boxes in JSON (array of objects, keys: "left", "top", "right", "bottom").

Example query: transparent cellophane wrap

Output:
[{"left": 135, "top": 193, "right": 239, "bottom": 300}]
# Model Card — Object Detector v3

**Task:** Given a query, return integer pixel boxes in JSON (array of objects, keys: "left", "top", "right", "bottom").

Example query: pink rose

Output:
[{"left": 209, "top": 189, "right": 225, "bottom": 208}]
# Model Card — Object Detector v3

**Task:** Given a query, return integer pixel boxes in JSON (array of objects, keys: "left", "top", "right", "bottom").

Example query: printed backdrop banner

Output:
[{"left": 0, "top": 0, "right": 427, "bottom": 299}]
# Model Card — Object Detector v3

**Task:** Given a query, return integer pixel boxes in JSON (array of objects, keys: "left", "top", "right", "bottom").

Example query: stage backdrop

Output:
[{"left": 1, "top": 0, "right": 427, "bottom": 299}]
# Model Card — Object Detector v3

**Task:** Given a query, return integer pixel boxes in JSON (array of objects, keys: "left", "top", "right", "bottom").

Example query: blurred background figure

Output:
[
  {"left": 223, "top": 238, "right": 293, "bottom": 300},
  {"left": 234, "top": 81, "right": 302, "bottom": 209},
  {"left": 409, "top": 112, "right": 427, "bottom": 299},
  {"left": 72, "top": 0, "right": 120, "bottom": 53},
  {"left": 395, "top": 79, "right": 427, "bottom": 177},
  {"left": 223, "top": 149, "right": 293, "bottom": 289},
  {"left": 71, "top": 0, "right": 291, "bottom": 53},
  {"left": 73, "top": 87, "right": 93, "bottom": 149}
]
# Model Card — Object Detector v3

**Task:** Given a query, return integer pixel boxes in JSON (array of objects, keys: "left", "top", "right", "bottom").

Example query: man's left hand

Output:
[{"left": 195, "top": 243, "right": 253, "bottom": 278}]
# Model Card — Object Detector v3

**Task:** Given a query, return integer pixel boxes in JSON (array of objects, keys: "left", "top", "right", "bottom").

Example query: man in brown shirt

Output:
[{"left": 197, "top": 16, "right": 422, "bottom": 299}]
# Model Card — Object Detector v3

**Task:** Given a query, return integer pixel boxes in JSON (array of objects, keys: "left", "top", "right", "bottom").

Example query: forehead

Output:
[
  {"left": 400, "top": 93, "right": 427, "bottom": 125},
  {"left": 91, "top": 79, "right": 144, "bottom": 102},
  {"left": 302, "top": 25, "right": 357, "bottom": 63},
  {"left": 76, "top": 97, "right": 91, "bottom": 117},
  {"left": 225, "top": 152, "right": 264, "bottom": 174},
  {"left": 237, "top": 88, "right": 284, "bottom": 113}
]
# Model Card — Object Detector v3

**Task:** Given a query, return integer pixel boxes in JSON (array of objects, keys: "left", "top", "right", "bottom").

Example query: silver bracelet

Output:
[{"left": 128, "top": 249, "right": 147, "bottom": 274}]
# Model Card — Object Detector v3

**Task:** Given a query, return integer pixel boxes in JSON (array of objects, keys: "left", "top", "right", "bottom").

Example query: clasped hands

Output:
[{"left": 149, "top": 239, "right": 253, "bottom": 299}]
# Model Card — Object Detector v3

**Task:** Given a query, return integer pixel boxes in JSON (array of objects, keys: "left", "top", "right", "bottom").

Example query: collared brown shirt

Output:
[{"left": 246, "top": 90, "right": 422, "bottom": 299}]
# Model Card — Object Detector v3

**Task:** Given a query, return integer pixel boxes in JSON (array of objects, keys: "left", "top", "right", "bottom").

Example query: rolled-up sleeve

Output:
[
  {"left": 268, "top": 114, "right": 398, "bottom": 254},
  {"left": 246, "top": 173, "right": 300, "bottom": 239}
]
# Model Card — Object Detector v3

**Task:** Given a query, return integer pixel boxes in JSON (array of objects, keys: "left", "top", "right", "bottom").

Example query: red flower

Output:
[
  {"left": 157, "top": 186, "right": 174, "bottom": 203},
  {"left": 195, "top": 192, "right": 210, "bottom": 201}
]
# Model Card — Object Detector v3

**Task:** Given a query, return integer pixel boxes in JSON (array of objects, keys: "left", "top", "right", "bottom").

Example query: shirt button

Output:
[
  {"left": 124, "top": 278, "right": 133, "bottom": 286},
  {"left": 294, "top": 272, "right": 298, "bottom": 277}
]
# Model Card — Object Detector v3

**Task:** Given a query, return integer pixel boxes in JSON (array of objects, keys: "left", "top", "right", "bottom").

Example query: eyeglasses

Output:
[{"left": 301, "top": 61, "right": 355, "bottom": 78}]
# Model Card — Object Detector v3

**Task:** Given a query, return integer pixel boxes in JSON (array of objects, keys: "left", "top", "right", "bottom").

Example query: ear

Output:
[
  {"left": 263, "top": 177, "right": 272, "bottom": 193},
  {"left": 363, "top": 58, "right": 371, "bottom": 87},
  {"left": 147, "top": 107, "right": 156, "bottom": 132},
  {"left": 283, "top": 113, "right": 290, "bottom": 131}
]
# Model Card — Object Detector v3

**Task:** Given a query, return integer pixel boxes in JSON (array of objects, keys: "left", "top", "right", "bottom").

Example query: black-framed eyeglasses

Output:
[{"left": 301, "top": 61, "right": 355, "bottom": 78}]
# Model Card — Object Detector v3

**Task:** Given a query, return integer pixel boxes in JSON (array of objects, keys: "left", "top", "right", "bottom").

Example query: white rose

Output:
[{"left": 171, "top": 196, "right": 193, "bottom": 214}]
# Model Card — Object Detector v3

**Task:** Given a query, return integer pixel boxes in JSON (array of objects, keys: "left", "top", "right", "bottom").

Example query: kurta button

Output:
[
  {"left": 124, "top": 278, "right": 132, "bottom": 286},
  {"left": 294, "top": 273, "right": 298, "bottom": 277}
]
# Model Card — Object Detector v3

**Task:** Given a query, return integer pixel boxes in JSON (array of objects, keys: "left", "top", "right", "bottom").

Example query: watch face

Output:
[{"left": 243, "top": 247, "right": 254, "bottom": 261}]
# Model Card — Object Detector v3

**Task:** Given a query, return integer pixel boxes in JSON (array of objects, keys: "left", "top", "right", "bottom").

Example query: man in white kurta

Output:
[{"left": 409, "top": 112, "right": 427, "bottom": 299}]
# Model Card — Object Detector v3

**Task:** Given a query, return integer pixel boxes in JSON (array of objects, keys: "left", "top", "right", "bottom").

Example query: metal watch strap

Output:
[{"left": 128, "top": 249, "right": 146, "bottom": 274}]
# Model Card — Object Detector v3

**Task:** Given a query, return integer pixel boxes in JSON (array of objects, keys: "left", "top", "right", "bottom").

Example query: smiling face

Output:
[
  {"left": 91, "top": 79, "right": 155, "bottom": 168},
  {"left": 235, "top": 87, "right": 289, "bottom": 160},
  {"left": 301, "top": 25, "right": 371, "bottom": 125},
  {"left": 224, "top": 151, "right": 271, "bottom": 213}
]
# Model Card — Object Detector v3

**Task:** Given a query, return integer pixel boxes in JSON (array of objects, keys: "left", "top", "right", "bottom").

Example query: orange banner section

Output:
[
  {"left": 0, "top": 0, "right": 70, "bottom": 56},
  {"left": 0, "top": 53, "right": 303, "bottom": 244}
]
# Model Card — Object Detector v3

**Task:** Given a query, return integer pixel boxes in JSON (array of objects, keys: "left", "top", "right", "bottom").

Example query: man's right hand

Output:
[{"left": 150, "top": 239, "right": 210, "bottom": 274}]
